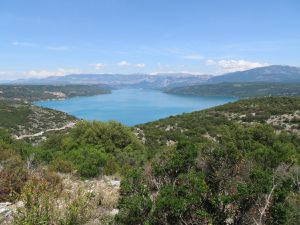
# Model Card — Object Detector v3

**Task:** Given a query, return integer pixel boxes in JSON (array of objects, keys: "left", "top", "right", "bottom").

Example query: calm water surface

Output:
[{"left": 35, "top": 89, "right": 237, "bottom": 126}]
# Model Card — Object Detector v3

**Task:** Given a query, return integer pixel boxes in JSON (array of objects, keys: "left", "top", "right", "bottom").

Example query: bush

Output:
[
  {"left": 39, "top": 121, "right": 147, "bottom": 178},
  {"left": 116, "top": 170, "right": 152, "bottom": 224},
  {"left": 0, "top": 155, "right": 28, "bottom": 202},
  {"left": 49, "top": 159, "right": 74, "bottom": 173},
  {"left": 68, "top": 146, "right": 108, "bottom": 178}
]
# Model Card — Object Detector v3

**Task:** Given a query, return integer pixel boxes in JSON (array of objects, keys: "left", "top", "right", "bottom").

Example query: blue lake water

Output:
[{"left": 34, "top": 89, "right": 237, "bottom": 126}]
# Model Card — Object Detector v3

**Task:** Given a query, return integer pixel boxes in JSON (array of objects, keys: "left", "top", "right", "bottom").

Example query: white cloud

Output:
[
  {"left": 206, "top": 59, "right": 216, "bottom": 65},
  {"left": 89, "top": 63, "right": 106, "bottom": 69},
  {"left": 182, "top": 54, "right": 204, "bottom": 60},
  {"left": 11, "top": 41, "right": 38, "bottom": 47},
  {"left": 117, "top": 61, "right": 145, "bottom": 68},
  {"left": 134, "top": 63, "right": 145, "bottom": 68},
  {"left": 27, "top": 68, "right": 81, "bottom": 78},
  {"left": 118, "top": 60, "right": 130, "bottom": 66},
  {"left": 150, "top": 70, "right": 203, "bottom": 75},
  {"left": 206, "top": 59, "right": 269, "bottom": 73}
]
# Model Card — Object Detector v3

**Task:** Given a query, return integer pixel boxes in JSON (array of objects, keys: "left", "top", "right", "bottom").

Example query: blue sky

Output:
[{"left": 0, "top": 0, "right": 300, "bottom": 79}]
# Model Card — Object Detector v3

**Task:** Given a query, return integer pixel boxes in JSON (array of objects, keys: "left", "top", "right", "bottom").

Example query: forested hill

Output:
[
  {"left": 137, "top": 97, "right": 300, "bottom": 149},
  {"left": 165, "top": 82, "right": 300, "bottom": 98},
  {"left": 0, "top": 84, "right": 110, "bottom": 102}
]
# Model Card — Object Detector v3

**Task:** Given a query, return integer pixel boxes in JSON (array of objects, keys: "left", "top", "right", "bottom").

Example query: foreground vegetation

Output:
[
  {"left": 0, "top": 84, "right": 110, "bottom": 102},
  {"left": 0, "top": 120, "right": 145, "bottom": 224},
  {"left": 1, "top": 96, "right": 300, "bottom": 224},
  {"left": 165, "top": 82, "right": 300, "bottom": 98},
  {"left": 120, "top": 97, "right": 300, "bottom": 225}
]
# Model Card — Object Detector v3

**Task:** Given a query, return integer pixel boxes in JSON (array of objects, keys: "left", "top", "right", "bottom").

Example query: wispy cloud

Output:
[
  {"left": 11, "top": 41, "right": 71, "bottom": 51},
  {"left": 89, "top": 63, "right": 106, "bottom": 69},
  {"left": 117, "top": 61, "right": 145, "bottom": 68},
  {"left": 134, "top": 63, "right": 145, "bottom": 68},
  {"left": 11, "top": 41, "right": 39, "bottom": 47},
  {"left": 182, "top": 54, "right": 204, "bottom": 60},
  {"left": 206, "top": 59, "right": 269, "bottom": 73},
  {"left": 27, "top": 68, "right": 81, "bottom": 77},
  {"left": 0, "top": 68, "right": 83, "bottom": 80},
  {"left": 118, "top": 60, "right": 130, "bottom": 66},
  {"left": 150, "top": 70, "right": 204, "bottom": 75},
  {"left": 46, "top": 46, "right": 71, "bottom": 51}
]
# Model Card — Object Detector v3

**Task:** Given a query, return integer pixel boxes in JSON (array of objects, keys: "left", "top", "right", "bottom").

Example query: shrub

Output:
[
  {"left": 0, "top": 155, "right": 28, "bottom": 202},
  {"left": 13, "top": 178, "right": 93, "bottom": 225},
  {"left": 49, "top": 159, "right": 74, "bottom": 173}
]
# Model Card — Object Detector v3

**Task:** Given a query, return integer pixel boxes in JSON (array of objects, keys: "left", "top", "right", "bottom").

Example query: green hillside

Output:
[
  {"left": 0, "top": 84, "right": 110, "bottom": 101},
  {"left": 119, "top": 97, "right": 300, "bottom": 224},
  {"left": 166, "top": 82, "right": 300, "bottom": 98}
]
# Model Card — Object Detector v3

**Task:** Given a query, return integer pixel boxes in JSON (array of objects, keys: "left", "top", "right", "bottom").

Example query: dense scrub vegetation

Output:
[
  {"left": 0, "top": 130, "right": 116, "bottom": 224},
  {"left": 35, "top": 120, "right": 147, "bottom": 177},
  {"left": 165, "top": 82, "right": 300, "bottom": 98},
  {"left": 118, "top": 124, "right": 300, "bottom": 224},
  {"left": 1, "top": 96, "right": 300, "bottom": 224},
  {"left": 137, "top": 97, "right": 300, "bottom": 150},
  {"left": 0, "top": 84, "right": 110, "bottom": 101},
  {"left": 116, "top": 97, "right": 300, "bottom": 224},
  {"left": 0, "top": 120, "right": 146, "bottom": 224}
]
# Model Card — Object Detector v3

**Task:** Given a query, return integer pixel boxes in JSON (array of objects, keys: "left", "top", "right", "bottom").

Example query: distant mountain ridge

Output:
[
  {"left": 12, "top": 73, "right": 211, "bottom": 89},
  {"left": 8, "top": 65, "right": 300, "bottom": 88},
  {"left": 208, "top": 65, "right": 300, "bottom": 83}
]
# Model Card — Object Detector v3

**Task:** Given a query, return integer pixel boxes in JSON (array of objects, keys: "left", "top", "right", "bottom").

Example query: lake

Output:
[{"left": 35, "top": 89, "right": 237, "bottom": 126}]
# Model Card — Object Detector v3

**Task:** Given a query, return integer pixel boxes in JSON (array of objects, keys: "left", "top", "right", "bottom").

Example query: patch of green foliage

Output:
[{"left": 35, "top": 120, "right": 147, "bottom": 178}]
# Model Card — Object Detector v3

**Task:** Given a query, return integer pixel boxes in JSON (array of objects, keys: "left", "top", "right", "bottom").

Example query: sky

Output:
[{"left": 0, "top": 0, "right": 300, "bottom": 80}]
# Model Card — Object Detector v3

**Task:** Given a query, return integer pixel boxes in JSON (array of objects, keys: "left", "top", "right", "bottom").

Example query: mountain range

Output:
[
  {"left": 7, "top": 65, "right": 300, "bottom": 89},
  {"left": 11, "top": 73, "right": 211, "bottom": 89}
]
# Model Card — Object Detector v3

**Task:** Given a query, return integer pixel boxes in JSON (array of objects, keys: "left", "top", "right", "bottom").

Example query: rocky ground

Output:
[{"left": 0, "top": 174, "right": 120, "bottom": 225}]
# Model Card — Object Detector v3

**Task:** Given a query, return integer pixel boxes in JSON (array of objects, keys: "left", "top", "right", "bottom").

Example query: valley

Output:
[
  {"left": 1, "top": 65, "right": 300, "bottom": 224},
  {"left": 2, "top": 1, "right": 300, "bottom": 224}
]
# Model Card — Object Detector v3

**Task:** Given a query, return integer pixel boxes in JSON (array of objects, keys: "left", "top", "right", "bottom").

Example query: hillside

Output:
[
  {"left": 165, "top": 82, "right": 300, "bottom": 98},
  {"left": 0, "top": 100, "right": 77, "bottom": 143},
  {"left": 0, "top": 85, "right": 110, "bottom": 102},
  {"left": 208, "top": 65, "right": 300, "bottom": 83},
  {"left": 137, "top": 97, "right": 300, "bottom": 148},
  {"left": 124, "top": 97, "right": 300, "bottom": 224}
]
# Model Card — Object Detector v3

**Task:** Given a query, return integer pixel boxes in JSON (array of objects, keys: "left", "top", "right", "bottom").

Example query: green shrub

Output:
[{"left": 49, "top": 159, "right": 74, "bottom": 173}]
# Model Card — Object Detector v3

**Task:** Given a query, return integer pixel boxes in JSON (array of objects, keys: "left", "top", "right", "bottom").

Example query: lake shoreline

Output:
[{"left": 34, "top": 89, "right": 238, "bottom": 126}]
